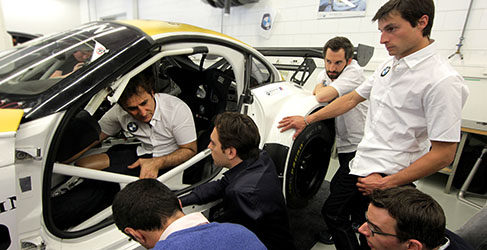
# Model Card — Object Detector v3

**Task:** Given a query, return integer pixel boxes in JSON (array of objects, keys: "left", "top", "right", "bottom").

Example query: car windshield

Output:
[{"left": 0, "top": 30, "right": 107, "bottom": 98}]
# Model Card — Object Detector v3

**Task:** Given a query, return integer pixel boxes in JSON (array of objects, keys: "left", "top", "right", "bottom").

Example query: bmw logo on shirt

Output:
[
  {"left": 127, "top": 122, "right": 138, "bottom": 133},
  {"left": 381, "top": 66, "right": 391, "bottom": 77}
]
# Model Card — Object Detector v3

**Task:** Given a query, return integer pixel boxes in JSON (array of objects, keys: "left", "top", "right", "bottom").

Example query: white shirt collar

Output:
[
  {"left": 159, "top": 212, "right": 209, "bottom": 241},
  {"left": 394, "top": 40, "right": 436, "bottom": 69},
  {"left": 149, "top": 94, "right": 160, "bottom": 126},
  {"left": 438, "top": 236, "right": 450, "bottom": 250}
]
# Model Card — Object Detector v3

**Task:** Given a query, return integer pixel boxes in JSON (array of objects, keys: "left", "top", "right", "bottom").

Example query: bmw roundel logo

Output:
[
  {"left": 127, "top": 122, "right": 138, "bottom": 133},
  {"left": 381, "top": 66, "right": 391, "bottom": 77}
]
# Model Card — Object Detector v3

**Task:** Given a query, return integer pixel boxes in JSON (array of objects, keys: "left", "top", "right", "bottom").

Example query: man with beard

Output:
[
  {"left": 312, "top": 36, "right": 368, "bottom": 245},
  {"left": 180, "top": 112, "right": 295, "bottom": 250},
  {"left": 278, "top": 0, "right": 469, "bottom": 249}
]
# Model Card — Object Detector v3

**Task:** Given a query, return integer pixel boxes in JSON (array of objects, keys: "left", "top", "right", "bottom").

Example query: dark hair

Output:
[
  {"left": 323, "top": 36, "right": 354, "bottom": 61},
  {"left": 214, "top": 112, "right": 260, "bottom": 160},
  {"left": 372, "top": 0, "right": 435, "bottom": 37},
  {"left": 118, "top": 68, "right": 155, "bottom": 106},
  {"left": 112, "top": 179, "right": 181, "bottom": 232},
  {"left": 370, "top": 187, "right": 446, "bottom": 249}
]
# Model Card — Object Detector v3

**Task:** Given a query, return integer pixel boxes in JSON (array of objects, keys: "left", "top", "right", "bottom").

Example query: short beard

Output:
[{"left": 326, "top": 70, "right": 342, "bottom": 80}]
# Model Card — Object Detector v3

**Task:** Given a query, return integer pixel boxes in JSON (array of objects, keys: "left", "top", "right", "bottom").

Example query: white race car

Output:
[{"left": 0, "top": 20, "right": 364, "bottom": 249}]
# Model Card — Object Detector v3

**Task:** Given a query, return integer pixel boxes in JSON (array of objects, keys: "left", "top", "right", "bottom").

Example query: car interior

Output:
[{"left": 47, "top": 49, "right": 253, "bottom": 233}]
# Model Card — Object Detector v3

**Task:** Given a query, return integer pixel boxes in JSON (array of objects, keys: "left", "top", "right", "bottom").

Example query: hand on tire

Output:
[{"left": 278, "top": 115, "right": 306, "bottom": 139}]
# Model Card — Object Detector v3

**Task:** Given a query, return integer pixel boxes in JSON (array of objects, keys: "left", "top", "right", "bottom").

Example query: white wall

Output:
[
  {"left": 223, "top": 0, "right": 487, "bottom": 78},
  {"left": 82, "top": 0, "right": 487, "bottom": 77},
  {"left": 80, "top": 0, "right": 139, "bottom": 23},
  {"left": 78, "top": 0, "right": 487, "bottom": 122},
  {"left": 1, "top": 0, "right": 81, "bottom": 36},
  {"left": 0, "top": 1, "right": 12, "bottom": 50}
]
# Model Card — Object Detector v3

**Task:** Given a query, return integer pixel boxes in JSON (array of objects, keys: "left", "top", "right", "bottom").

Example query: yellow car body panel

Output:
[
  {"left": 0, "top": 109, "right": 24, "bottom": 133},
  {"left": 115, "top": 19, "right": 242, "bottom": 43}
]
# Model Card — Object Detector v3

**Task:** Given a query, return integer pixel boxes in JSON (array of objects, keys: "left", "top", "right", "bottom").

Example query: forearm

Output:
[
  {"left": 63, "top": 132, "right": 108, "bottom": 164},
  {"left": 154, "top": 143, "right": 197, "bottom": 170},
  {"left": 384, "top": 142, "right": 457, "bottom": 187},
  {"left": 315, "top": 85, "right": 339, "bottom": 103},
  {"left": 307, "top": 91, "right": 361, "bottom": 124}
]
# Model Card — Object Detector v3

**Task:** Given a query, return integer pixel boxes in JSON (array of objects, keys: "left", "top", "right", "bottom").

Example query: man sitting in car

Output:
[
  {"left": 75, "top": 68, "right": 197, "bottom": 178},
  {"left": 50, "top": 49, "right": 93, "bottom": 78},
  {"left": 180, "top": 112, "right": 295, "bottom": 250}
]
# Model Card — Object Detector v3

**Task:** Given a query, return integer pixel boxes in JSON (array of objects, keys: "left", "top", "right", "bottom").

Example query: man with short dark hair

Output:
[
  {"left": 50, "top": 49, "right": 93, "bottom": 78},
  {"left": 279, "top": 0, "right": 469, "bottom": 249},
  {"left": 112, "top": 179, "right": 266, "bottom": 250},
  {"left": 358, "top": 187, "right": 473, "bottom": 250},
  {"left": 313, "top": 36, "right": 368, "bottom": 244},
  {"left": 180, "top": 112, "right": 295, "bottom": 250},
  {"left": 75, "top": 69, "right": 197, "bottom": 178}
]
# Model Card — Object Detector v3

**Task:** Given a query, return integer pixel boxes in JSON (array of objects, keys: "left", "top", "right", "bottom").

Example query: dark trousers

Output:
[{"left": 322, "top": 152, "right": 370, "bottom": 250}]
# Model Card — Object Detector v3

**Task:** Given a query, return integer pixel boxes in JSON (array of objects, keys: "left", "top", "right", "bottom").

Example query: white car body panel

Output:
[
  {"left": 249, "top": 81, "right": 325, "bottom": 147},
  {"left": 14, "top": 113, "right": 64, "bottom": 248},
  {"left": 0, "top": 20, "right": 334, "bottom": 249},
  {"left": 0, "top": 131, "right": 19, "bottom": 250}
]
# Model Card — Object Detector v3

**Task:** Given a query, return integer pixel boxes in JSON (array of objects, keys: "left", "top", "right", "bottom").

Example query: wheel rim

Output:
[{"left": 294, "top": 134, "right": 328, "bottom": 197}]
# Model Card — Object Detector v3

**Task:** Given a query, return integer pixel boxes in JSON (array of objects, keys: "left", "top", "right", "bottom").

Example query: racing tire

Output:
[{"left": 285, "top": 118, "right": 335, "bottom": 209}]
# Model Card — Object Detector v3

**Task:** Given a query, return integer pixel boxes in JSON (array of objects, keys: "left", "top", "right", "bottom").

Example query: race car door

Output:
[{"left": 0, "top": 109, "right": 23, "bottom": 250}]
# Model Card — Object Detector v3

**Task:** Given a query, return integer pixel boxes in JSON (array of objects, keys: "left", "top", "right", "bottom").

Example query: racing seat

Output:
[
  {"left": 165, "top": 67, "right": 233, "bottom": 184},
  {"left": 55, "top": 110, "right": 101, "bottom": 163}
]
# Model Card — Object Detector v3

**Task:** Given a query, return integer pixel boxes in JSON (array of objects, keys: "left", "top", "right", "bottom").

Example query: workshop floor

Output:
[{"left": 311, "top": 158, "right": 483, "bottom": 250}]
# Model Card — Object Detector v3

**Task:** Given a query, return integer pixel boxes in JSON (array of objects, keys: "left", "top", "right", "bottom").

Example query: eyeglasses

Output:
[{"left": 365, "top": 218, "right": 400, "bottom": 238}]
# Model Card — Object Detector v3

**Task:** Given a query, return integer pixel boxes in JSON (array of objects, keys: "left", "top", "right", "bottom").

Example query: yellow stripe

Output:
[
  {"left": 115, "top": 20, "right": 243, "bottom": 44},
  {"left": 0, "top": 109, "right": 24, "bottom": 132}
]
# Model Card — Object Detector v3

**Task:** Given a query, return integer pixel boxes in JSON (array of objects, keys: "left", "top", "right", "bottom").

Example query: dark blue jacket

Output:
[{"left": 180, "top": 151, "right": 295, "bottom": 250}]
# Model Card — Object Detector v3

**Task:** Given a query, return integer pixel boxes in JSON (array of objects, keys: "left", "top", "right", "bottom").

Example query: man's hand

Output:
[
  {"left": 128, "top": 158, "right": 163, "bottom": 179},
  {"left": 313, "top": 83, "right": 325, "bottom": 95},
  {"left": 73, "top": 62, "right": 85, "bottom": 72},
  {"left": 278, "top": 116, "right": 307, "bottom": 139},
  {"left": 356, "top": 173, "right": 388, "bottom": 196}
]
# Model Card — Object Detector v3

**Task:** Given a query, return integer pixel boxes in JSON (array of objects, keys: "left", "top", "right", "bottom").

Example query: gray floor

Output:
[{"left": 310, "top": 157, "right": 485, "bottom": 250}]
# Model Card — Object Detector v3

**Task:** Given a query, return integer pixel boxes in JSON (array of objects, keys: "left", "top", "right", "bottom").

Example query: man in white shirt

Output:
[
  {"left": 312, "top": 36, "right": 368, "bottom": 244},
  {"left": 112, "top": 179, "right": 266, "bottom": 250},
  {"left": 75, "top": 69, "right": 197, "bottom": 179},
  {"left": 278, "top": 0, "right": 469, "bottom": 249}
]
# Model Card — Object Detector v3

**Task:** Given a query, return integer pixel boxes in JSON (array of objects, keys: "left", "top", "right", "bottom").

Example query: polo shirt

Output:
[
  {"left": 351, "top": 41, "right": 469, "bottom": 176},
  {"left": 317, "top": 59, "right": 368, "bottom": 153},
  {"left": 99, "top": 93, "right": 196, "bottom": 157}
]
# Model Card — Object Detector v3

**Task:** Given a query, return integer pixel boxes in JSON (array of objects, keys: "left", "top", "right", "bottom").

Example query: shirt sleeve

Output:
[
  {"left": 98, "top": 105, "right": 122, "bottom": 136},
  {"left": 316, "top": 69, "right": 327, "bottom": 85},
  {"left": 329, "top": 63, "right": 365, "bottom": 97},
  {"left": 180, "top": 179, "right": 226, "bottom": 206},
  {"left": 355, "top": 73, "right": 374, "bottom": 100},
  {"left": 171, "top": 101, "right": 197, "bottom": 145},
  {"left": 424, "top": 74, "right": 467, "bottom": 142}
]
